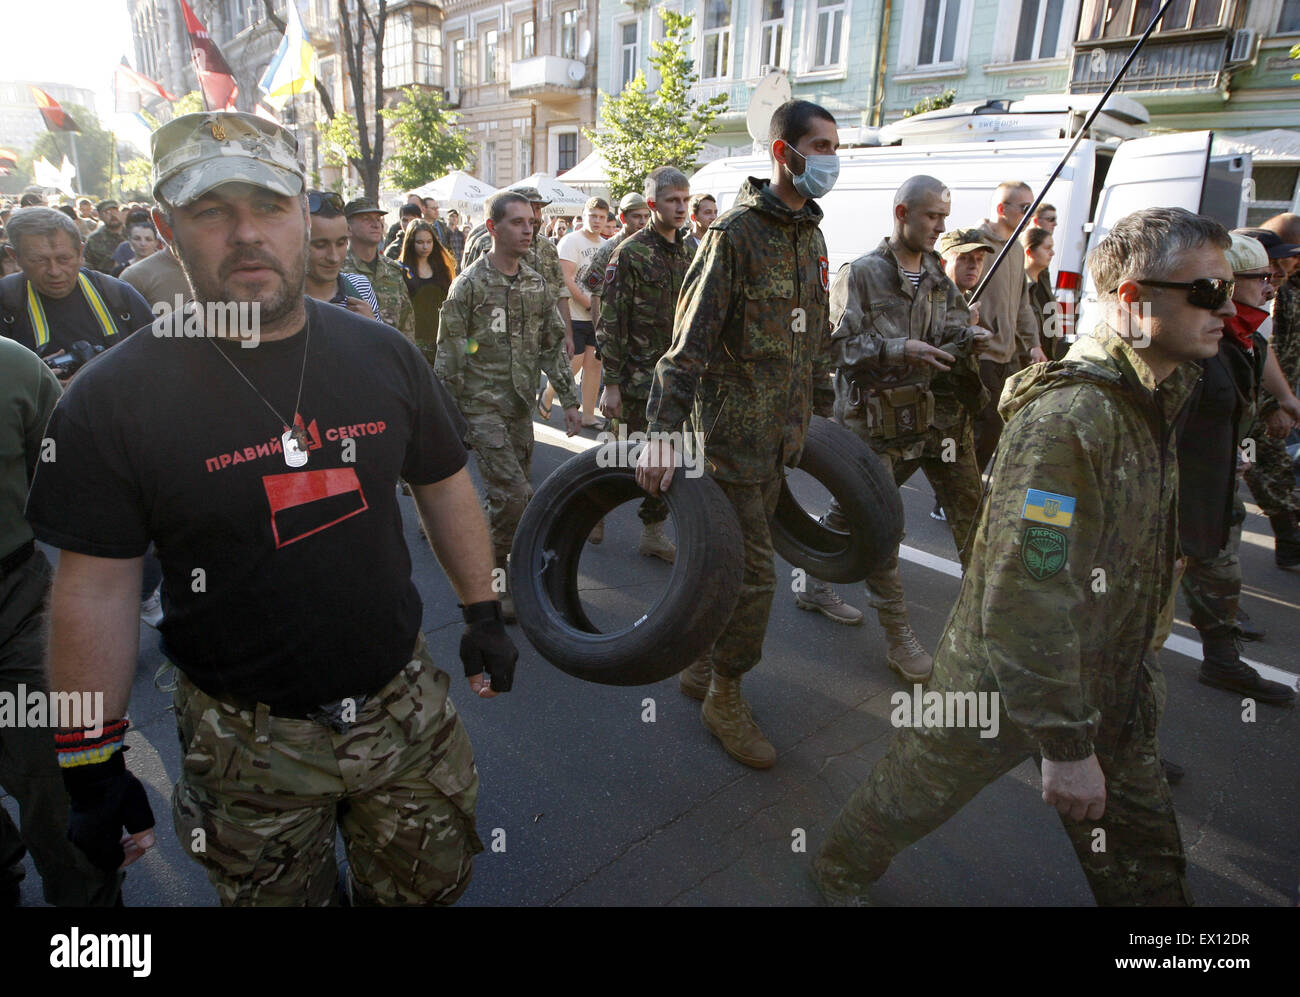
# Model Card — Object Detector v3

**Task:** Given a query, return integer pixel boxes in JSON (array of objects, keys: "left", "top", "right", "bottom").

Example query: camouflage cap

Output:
[
  {"left": 151, "top": 112, "right": 303, "bottom": 208},
  {"left": 937, "top": 227, "right": 996, "bottom": 258},
  {"left": 507, "top": 184, "right": 551, "bottom": 206},
  {"left": 343, "top": 198, "right": 386, "bottom": 217},
  {"left": 619, "top": 192, "right": 648, "bottom": 213},
  {"left": 1225, "top": 233, "right": 1269, "bottom": 274}
]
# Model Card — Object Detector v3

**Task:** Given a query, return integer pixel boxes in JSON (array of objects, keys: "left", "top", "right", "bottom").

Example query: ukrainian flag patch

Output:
[{"left": 1022, "top": 488, "right": 1075, "bottom": 529}]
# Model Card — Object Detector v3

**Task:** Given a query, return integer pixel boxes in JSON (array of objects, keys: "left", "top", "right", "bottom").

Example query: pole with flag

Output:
[
  {"left": 259, "top": 1, "right": 318, "bottom": 110},
  {"left": 180, "top": 0, "right": 239, "bottom": 111},
  {"left": 29, "top": 86, "right": 81, "bottom": 191}
]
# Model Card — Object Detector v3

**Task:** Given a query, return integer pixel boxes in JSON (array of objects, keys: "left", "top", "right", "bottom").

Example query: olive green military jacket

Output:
[
  {"left": 344, "top": 248, "right": 415, "bottom": 340},
  {"left": 460, "top": 225, "right": 570, "bottom": 302},
  {"left": 598, "top": 227, "right": 691, "bottom": 397},
  {"left": 434, "top": 256, "right": 578, "bottom": 417},
  {"left": 934, "top": 325, "right": 1199, "bottom": 762},
  {"left": 646, "top": 178, "right": 835, "bottom": 483},
  {"left": 83, "top": 224, "right": 123, "bottom": 275}
]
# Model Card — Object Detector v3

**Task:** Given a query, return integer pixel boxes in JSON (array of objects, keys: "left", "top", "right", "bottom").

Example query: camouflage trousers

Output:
[
  {"left": 704, "top": 475, "right": 783, "bottom": 679},
  {"left": 814, "top": 662, "right": 1192, "bottom": 906},
  {"left": 171, "top": 634, "right": 483, "bottom": 907},
  {"left": 618, "top": 394, "right": 667, "bottom": 526},
  {"left": 1243, "top": 424, "right": 1299, "bottom": 518},
  {"left": 1181, "top": 497, "right": 1244, "bottom": 637},
  {"left": 466, "top": 408, "right": 535, "bottom": 562}
]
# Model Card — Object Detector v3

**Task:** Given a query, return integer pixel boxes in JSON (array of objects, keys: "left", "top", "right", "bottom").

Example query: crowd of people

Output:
[{"left": 0, "top": 97, "right": 1295, "bottom": 908}]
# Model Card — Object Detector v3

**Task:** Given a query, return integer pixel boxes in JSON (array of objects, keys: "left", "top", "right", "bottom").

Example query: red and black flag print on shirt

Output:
[
  {"left": 180, "top": 0, "right": 239, "bottom": 111},
  {"left": 29, "top": 88, "right": 80, "bottom": 132}
]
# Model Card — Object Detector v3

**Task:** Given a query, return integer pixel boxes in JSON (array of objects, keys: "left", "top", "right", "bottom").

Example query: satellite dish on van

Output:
[
  {"left": 579, "top": 29, "right": 592, "bottom": 60},
  {"left": 746, "top": 71, "right": 792, "bottom": 143}
]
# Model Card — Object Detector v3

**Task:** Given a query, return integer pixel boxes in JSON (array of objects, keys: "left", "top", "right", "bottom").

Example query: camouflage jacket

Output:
[
  {"left": 461, "top": 225, "right": 569, "bottom": 302},
  {"left": 434, "top": 256, "right": 578, "bottom": 417},
  {"left": 84, "top": 224, "right": 124, "bottom": 274},
  {"left": 932, "top": 325, "right": 1199, "bottom": 762},
  {"left": 1262, "top": 273, "right": 1300, "bottom": 415},
  {"left": 831, "top": 240, "right": 983, "bottom": 446},
  {"left": 598, "top": 227, "right": 691, "bottom": 397},
  {"left": 646, "top": 178, "right": 835, "bottom": 484},
  {"left": 581, "top": 227, "right": 636, "bottom": 297},
  {"left": 344, "top": 249, "right": 415, "bottom": 340}
]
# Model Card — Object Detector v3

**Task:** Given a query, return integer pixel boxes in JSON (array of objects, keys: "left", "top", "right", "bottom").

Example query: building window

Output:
[
  {"left": 1014, "top": 0, "right": 1065, "bottom": 61},
  {"left": 453, "top": 39, "right": 466, "bottom": 88},
  {"left": 520, "top": 20, "right": 535, "bottom": 59},
  {"left": 759, "top": 0, "right": 785, "bottom": 69},
  {"left": 620, "top": 21, "right": 640, "bottom": 89},
  {"left": 558, "top": 131, "right": 578, "bottom": 172},
  {"left": 701, "top": 0, "right": 732, "bottom": 80},
  {"left": 1283, "top": 0, "right": 1300, "bottom": 32},
  {"left": 812, "top": 0, "right": 845, "bottom": 68},
  {"left": 518, "top": 137, "right": 531, "bottom": 178},
  {"left": 918, "top": 0, "right": 961, "bottom": 65},
  {"left": 383, "top": 12, "right": 413, "bottom": 88},
  {"left": 483, "top": 141, "right": 497, "bottom": 185},
  {"left": 483, "top": 29, "right": 499, "bottom": 83},
  {"left": 561, "top": 9, "right": 579, "bottom": 59}
]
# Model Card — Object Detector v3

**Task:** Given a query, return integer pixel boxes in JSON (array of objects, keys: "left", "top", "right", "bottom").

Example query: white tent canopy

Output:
[
  {"left": 511, "top": 173, "right": 589, "bottom": 214},
  {"left": 409, "top": 170, "right": 499, "bottom": 212},
  {"left": 556, "top": 148, "right": 609, "bottom": 188}
]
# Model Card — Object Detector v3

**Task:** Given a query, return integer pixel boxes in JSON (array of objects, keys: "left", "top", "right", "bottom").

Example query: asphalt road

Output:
[{"left": 6, "top": 412, "right": 1298, "bottom": 907}]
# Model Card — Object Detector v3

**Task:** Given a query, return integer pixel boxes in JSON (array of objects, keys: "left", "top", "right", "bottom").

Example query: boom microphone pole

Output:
[{"left": 970, "top": 0, "right": 1176, "bottom": 306}]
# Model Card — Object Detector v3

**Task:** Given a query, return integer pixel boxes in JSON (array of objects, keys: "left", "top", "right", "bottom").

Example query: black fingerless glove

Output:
[
  {"left": 459, "top": 600, "right": 519, "bottom": 692},
  {"left": 60, "top": 742, "right": 156, "bottom": 872}
]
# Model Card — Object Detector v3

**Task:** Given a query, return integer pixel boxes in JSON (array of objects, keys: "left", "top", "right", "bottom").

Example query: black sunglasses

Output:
[
  {"left": 1135, "top": 277, "right": 1235, "bottom": 311},
  {"left": 308, "top": 190, "right": 344, "bottom": 215}
]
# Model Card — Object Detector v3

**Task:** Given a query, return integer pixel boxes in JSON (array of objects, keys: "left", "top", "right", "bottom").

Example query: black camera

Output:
[{"left": 45, "top": 340, "right": 105, "bottom": 375}]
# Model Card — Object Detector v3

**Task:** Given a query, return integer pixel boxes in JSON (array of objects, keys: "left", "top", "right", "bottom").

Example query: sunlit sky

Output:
[{"left": 3, "top": 0, "right": 148, "bottom": 150}]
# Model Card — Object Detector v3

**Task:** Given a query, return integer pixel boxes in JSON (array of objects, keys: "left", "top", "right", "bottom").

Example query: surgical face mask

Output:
[{"left": 786, "top": 145, "right": 840, "bottom": 199}]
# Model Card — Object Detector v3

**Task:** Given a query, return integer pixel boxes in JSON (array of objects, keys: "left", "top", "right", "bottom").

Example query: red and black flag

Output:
[
  {"left": 0, "top": 148, "right": 17, "bottom": 175},
  {"left": 180, "top": 0, "right": 239, "bottom": 111},
  {"left": 29, "top": 87, "right": 80, "bottom": 133}
]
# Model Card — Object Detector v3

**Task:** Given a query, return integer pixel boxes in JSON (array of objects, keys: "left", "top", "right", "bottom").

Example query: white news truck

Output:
[{"left": 687, "top": 95, "right": 1252, "bottom": 337}]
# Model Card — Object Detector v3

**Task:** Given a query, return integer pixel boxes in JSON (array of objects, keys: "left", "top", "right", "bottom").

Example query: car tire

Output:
[
  {"left": 770, "top": 416, "right": 904, "bottom": 583},
  {"left": 510, "top": 441, "right": 744, "bottom": 686}
]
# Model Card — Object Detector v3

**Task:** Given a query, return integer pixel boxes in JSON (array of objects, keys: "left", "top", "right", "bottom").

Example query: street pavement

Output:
[{"left": 6, "top": 411, "right": 1298, "bottom": 907}]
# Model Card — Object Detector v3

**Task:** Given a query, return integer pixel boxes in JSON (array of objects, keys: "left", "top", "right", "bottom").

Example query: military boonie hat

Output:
[
  {"left": 508, "top": 184, "right": 551, "bottom": 206},
  {"left": 343, "top": 198, "right": 386, "bottom": 217},
  {"left": 619, "top": 192, "right": 648, "bottom": 213},
  {"left": 1232, "top": 226, "right": 1300, "bottom": 260},
  {"left": 1225, "top": 233, "right": 1269, "bottom": 274},
  {"left": 151, "top": 112, "right": 304, "bottom": 208},
  {"left": 937, "top": 227, "right": 996, "bottom": 257},
  {"left": 95, "top": 200, "right": 119, "bottom": 213}
]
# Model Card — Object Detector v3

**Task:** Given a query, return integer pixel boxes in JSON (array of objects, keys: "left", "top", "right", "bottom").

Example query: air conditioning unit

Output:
[
  {"left": 445, "top": 87, "right": 460, "bottom": 107},
  {"left": 1228, "top": 28, "right": 1258, "bottom": 66}
]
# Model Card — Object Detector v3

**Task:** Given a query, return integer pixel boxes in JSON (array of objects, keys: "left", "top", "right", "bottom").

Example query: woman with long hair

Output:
[
  {"left": 400, "top": 219, "right": 458, "bottom": 360},
  {"left": 1021, "top": 225, "right": 1064, "bottom": 361}
]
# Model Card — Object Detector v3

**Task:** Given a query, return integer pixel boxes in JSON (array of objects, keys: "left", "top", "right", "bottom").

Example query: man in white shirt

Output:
[{"left": 557, "top": 196, "right": 610, "bottom": 429}]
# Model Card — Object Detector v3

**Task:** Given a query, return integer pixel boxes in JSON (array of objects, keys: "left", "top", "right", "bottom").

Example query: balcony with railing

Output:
[{"left": 508, "top": 56, "right": 589, "bottom": 102}]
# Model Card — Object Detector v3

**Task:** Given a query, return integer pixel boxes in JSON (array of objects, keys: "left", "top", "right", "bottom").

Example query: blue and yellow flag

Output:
[
  {"left": 258, "top": 2, "right": 317, "bottom": 110},
  {"left": 1021, "top": 488, "right": 1076, "bottom": 529}
]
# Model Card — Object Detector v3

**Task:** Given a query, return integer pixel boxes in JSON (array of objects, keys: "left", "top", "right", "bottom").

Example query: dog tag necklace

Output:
[{"left": 207, "top": 317, "right": 311, "bottom": 467}]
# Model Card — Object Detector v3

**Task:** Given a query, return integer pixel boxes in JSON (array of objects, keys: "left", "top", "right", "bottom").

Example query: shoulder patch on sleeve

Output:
[
  {"left": 1022, "top": 488, "right": 1076, "bottom": 528},
  {"left": 1021, "top": 525, "right": 1068, "bottom": 580}
]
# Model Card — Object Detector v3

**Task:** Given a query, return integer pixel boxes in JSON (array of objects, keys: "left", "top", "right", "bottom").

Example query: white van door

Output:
[{"left": 1075, "top": 131, "right": 1220, "bottom": 336}]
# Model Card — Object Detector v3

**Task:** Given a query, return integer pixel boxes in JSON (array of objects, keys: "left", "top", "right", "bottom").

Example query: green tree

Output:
[
  {"left": 583, "top": 9, "right": 729, "bottom": 200},
  {"left": 31, "top": 102, "right": 116, "bottom": 198},
  {"left": 902, "top": 88, "right": 957, "bottom": 119},
  {"left": 115, "top": 157, "right": 154, "bottom": 201},
  {"left": 380, "top": 86, "right": 473, "bottom": 190},
  {"left": 1292, "top": 42, "right": 1300, "bottom": 80}
]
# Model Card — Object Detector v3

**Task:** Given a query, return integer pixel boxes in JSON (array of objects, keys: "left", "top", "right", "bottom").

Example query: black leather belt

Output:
[{"left": 0, "top": 540, "right": 35, "bottom": 579}]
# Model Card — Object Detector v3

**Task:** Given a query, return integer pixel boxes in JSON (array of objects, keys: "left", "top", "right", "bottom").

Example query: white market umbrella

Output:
[
  {"left": 410, "top": 170, "right": 499, "bottom": 213},
  {"left": 512, "top": 173, "right": 588, "bottom": 216},
  {"left": 555, "top": 148, "right": 609, "bottom": 189}
]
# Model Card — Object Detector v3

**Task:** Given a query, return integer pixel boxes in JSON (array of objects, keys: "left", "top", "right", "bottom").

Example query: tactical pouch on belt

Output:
[{"left": 866, "top": 383, "right": 934, "bottom": 441}]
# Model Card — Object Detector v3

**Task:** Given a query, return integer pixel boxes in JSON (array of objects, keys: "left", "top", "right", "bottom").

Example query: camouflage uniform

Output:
[
  {"left": 172, "top": 635, "right": 482, "bottom": 906},
  {"left": 646, "top": 177, "right": 835, "bottom": 678},
  {"left": 599, "top": 226, "right": 692, "bottom": 524},
  {"left": 814, "top": 326, "right": 1198, "bottom": 905},
  {"left": 582, "top": 227, "right": 636, "bottom": 332},
  {"left": 83, "top": 224, "right": 124, "bottom": 275},
  {"left": 344, "top": 249, "right": 415, "bottom": 340},
  {"left": 434, "top": 256, "right": 578, "bottom": 561},
  {"left": 460, "top": 225, "right": 570, "bottom": 304},
  {"left": 1245, "top": 275, "right": 1300, "bottom": 518},
  {"left": 828, "top": 241, "right": 986, "bottom": 576}
]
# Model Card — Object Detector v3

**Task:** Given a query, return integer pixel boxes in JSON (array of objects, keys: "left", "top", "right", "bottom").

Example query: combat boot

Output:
[
  {"left": 1198, "top": 630, "right": 1295, "bottom": 706},
  {"left": 876, "top": 603, "right": 932, "bottom": 682},
  {"left": 638, "top": 521, "right": 676, "bottom": 563},
  {"left": 702, "top": 674, "right": 776, "bottom": 769},
  {"left": 795, "top": 579, "right": 864, "bottom": 625},
  {"left": 1267, "top": 513, "right": 1300, "bottom": 568},
  {"left": 678, "top": 657, "right": 711, "bottom": 700}
]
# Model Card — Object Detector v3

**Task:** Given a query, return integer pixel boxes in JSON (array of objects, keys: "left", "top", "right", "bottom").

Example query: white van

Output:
[{"left": 688, "top": 104, "right": 1251, "bottom": 337}]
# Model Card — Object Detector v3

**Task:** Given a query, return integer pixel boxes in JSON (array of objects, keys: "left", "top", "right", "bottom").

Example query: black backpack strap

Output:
[{"left": 0, "top": 273, "right": 26, "bottom": 330}]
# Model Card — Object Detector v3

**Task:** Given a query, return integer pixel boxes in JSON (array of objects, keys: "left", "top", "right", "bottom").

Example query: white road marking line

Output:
[{"left": 534, "top": 425, "right": 1297, "bottom": 682}]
